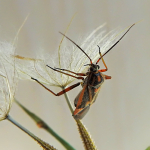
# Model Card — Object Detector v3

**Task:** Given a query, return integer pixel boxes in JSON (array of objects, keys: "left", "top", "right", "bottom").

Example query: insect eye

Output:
[{"left": 97, "top": 65, "right": 100, "bottom": 69}]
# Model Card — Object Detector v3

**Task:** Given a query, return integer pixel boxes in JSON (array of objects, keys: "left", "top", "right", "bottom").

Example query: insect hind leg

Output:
[{"left": 31, "top": 77, "right": 81, "bottom": 96}]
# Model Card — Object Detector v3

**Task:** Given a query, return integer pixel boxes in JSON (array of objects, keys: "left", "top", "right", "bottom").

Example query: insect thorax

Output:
[{"left": 84, "top": 71, "right": 104, "bottom": 88}]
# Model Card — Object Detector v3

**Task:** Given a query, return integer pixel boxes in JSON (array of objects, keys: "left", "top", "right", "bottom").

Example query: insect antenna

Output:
[
  {"left": 59, "top": 32, "right": 93, "bottom": 64},
  {"left": 96, "top": 23, "right": 135, "bottom": 64},
  {"left": 97, "top": 45, "right": 101, "bottom": 56}
]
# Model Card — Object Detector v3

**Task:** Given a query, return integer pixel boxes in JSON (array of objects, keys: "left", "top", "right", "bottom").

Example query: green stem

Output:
[
  {"left": 6, "top": 115, "right": 57, "bottom": 150},
  {"left": 7, "top": 115, "right": 37, "bottom": 140},
  {"left": 15, "top": 99, "right": 75, "bottom": 150},
  {"left": 146, "top": 146, "right": 150, "bottom": 150},
  {"left": 62, "top": 87, "right": 74, "bottom": 113},
  {"left": 44, "top": 124, "right": 75, "bottom": 150}
]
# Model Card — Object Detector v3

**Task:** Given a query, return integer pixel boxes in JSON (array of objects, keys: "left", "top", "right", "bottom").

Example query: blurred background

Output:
[{"left": 0, "top": 0, "right": 149, "bottom": 150}]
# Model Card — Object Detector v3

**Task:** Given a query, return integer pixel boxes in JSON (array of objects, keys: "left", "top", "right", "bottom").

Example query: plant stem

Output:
[
  {"left": 7, "top": 115, "right": 37, "bottom": 139},
  {"left": 6, "top": 115, "right": 57, "bottom": 150},
  {"left": 15, "top": 99, "right": 75, "bottom": 150},
  {"left": 62, "top": 87, "right": 74, "bottom": 113}
]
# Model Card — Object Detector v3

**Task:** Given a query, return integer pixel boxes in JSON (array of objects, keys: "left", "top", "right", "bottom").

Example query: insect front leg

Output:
[
  {"left": 54, "top": 68, "right": 86, "bottom": 76},
  {"left": 46, "top": 65, "right": 84, "bottom": 80},
  {"left": 31, "top": 77, "right": 81, "bottom": 96}
]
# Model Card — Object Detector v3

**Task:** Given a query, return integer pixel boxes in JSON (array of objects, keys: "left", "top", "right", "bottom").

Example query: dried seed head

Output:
[
  {"left": 0, "top": 42, "right": 18, "bottom": 121},
  {"left": 33, "top": 135, "right": 57, "bottom": 150},
  {"left": 12, "top": 24, "right": 122, "bottom": 87},
  {"left": 76, "top": 119, "right": 97, "bottom": 150}
]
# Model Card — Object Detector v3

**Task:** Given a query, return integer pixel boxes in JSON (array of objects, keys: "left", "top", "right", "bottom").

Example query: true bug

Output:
[{"left": 31, "top": 23, "right": 135, "bottom": 119}]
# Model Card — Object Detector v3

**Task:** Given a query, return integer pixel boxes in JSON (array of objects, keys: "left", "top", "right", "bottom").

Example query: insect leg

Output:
[
  {"left": 54, "top": 68, "right": 86, "bottom": 76},
  {"left": 46, "top": 65, "right": 84, "bottom": 80},
  {"left": 31, "top": 77, "right": 81, "bottom": 96},
  {"left": 104, "top": 75, "right": 111, "bottom": 79}
]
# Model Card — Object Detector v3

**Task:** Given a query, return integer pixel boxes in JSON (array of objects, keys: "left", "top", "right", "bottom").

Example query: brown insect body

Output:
[{"left": 73, "top": 64, "right": 107, "bottom": 119}]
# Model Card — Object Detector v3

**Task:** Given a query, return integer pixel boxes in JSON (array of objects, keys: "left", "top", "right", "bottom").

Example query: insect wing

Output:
[
  {"left": 73, "top": 104, "right": 90, "bottom": 120},
  {"left": 73, "top": 79, "right": 102, "bottom": 119},
  {"left": 90, "top": 86, "right": 101, "bottom": 104}
]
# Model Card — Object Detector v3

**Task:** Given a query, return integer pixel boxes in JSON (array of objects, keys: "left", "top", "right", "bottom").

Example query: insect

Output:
[{"left": 31, "top": 23, "right": 135, "bottom": 120}]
